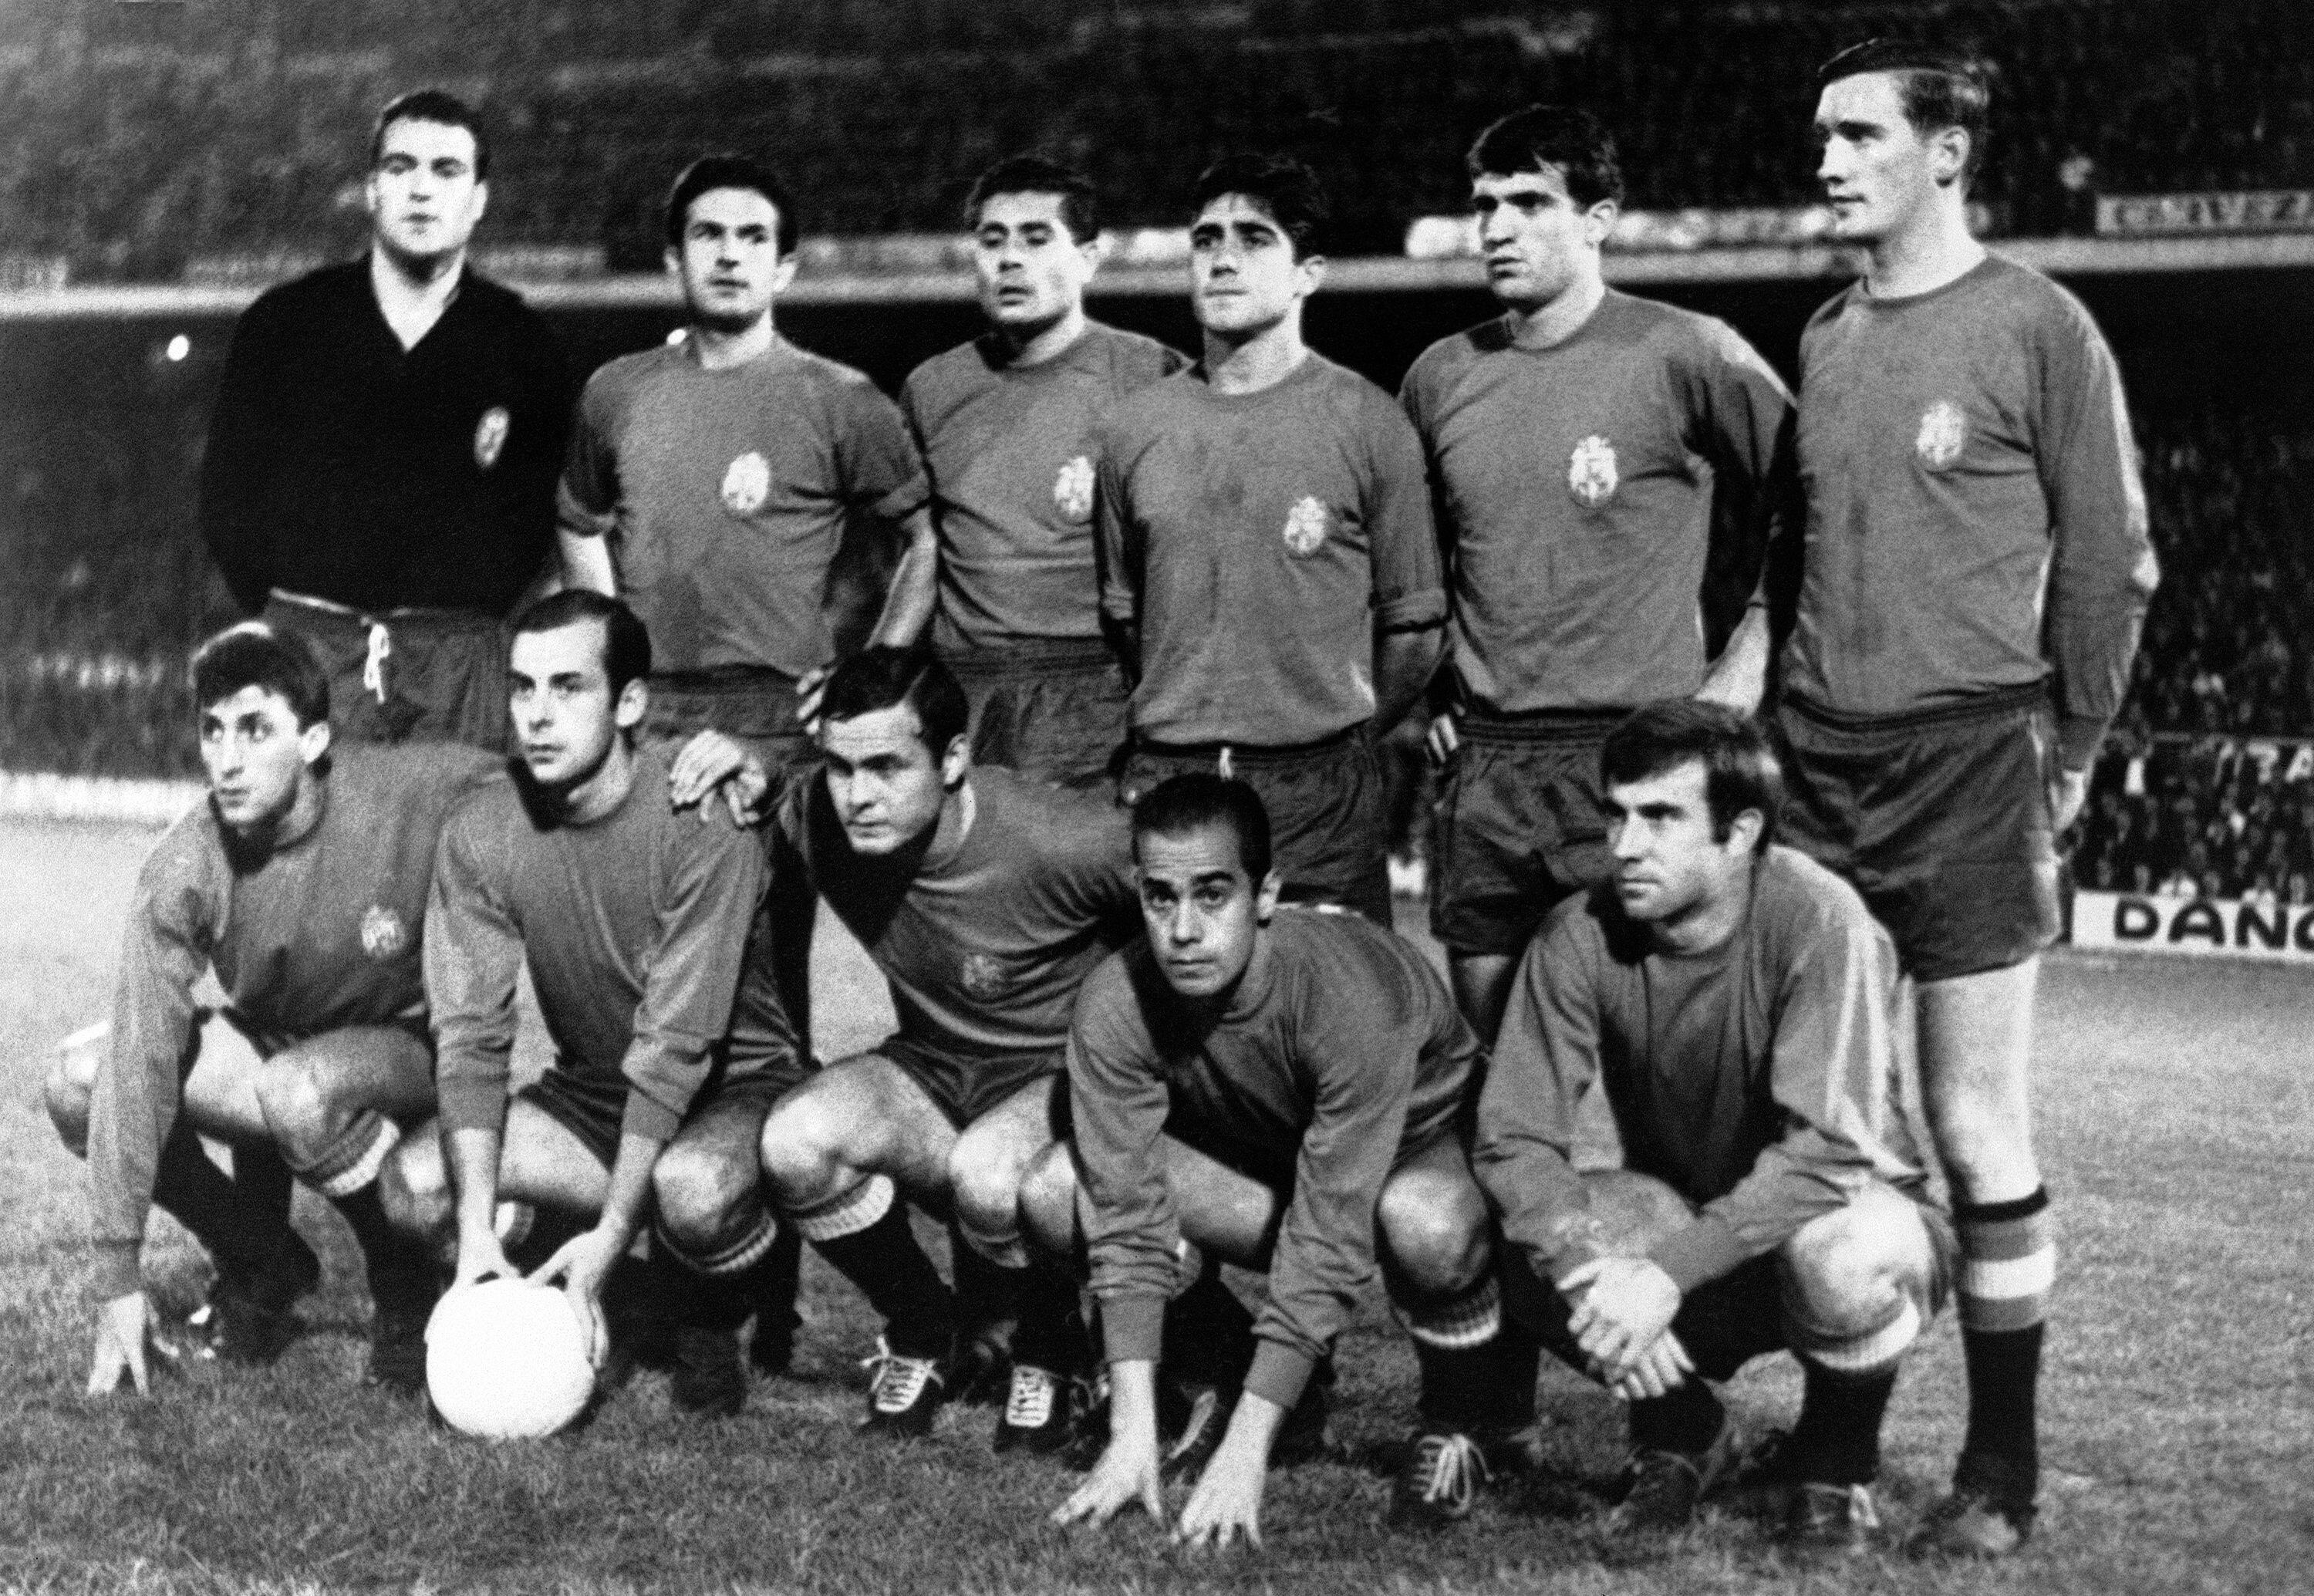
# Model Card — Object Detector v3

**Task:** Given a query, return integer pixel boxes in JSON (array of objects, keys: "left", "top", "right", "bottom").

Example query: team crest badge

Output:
[
  {"left": 1915, "top": 401, "right": 1967, "bottom": 471},
  {"left": 359, "top": 905, "right": 407, "bottom": 960},
  {"left": 1281, "top": 496, "right": 1330, "bottom": 557},
  {"left": 1053, "top": 455, "right": 1095, "bottom": 525},
  {"left": 472, "top": 407, "right": 511, "bottom": 471},
  {"left": 1567, "top": 435, "right": 1618, "bottom": 508},
  {"left": 721, "top": 451, "right": 772, "bottom": 515},
  {"left": 959, "top": 952, "right": 1007, "bottom": 1000}
]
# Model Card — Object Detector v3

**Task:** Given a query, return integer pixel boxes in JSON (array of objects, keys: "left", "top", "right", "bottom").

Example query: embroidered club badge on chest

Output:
[
  {"left": 1567, "top": 434, "right": 1618, "bottom": 508},
  {"left": 1281, "top": 495, "right": 1331, "bottom": 557},
  {"left": 359, "top": 905, "right": 408, "bottom": 960},
  {"left": 959, "top": 951, "right": 1008, "bottom": 1001},
  {"left": 1915, "top": 401, "right": 1967, "bottom": 471},
  {"left": 1053, "top": 455, "right": 1095, "bottom": 525},
  {"left": 722, "top": 451, "right": 772, "bottom": 515},
  {"left": 473, "top": 407, "right": 511, "bottom": 471}
]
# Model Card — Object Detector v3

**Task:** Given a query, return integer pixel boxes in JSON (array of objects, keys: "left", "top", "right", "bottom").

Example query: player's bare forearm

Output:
[
  {"left": 867, "top": 508, "right": 939, "bottom": 648},
  {"left": 447, "top": 1125, "right": 507, "bottom": 1259},
  {"left": 556, "top": 529, "right": 617, "bottom": 596},
  {"left": 592, "top": 1129, "right": 666, "bottom": 1257},
  {"left": 1695, "top": 605, "right": 1769, "bottom": 714},
  {"left": 1373, "top": 625, "right": 1444, "bottom": 731}
]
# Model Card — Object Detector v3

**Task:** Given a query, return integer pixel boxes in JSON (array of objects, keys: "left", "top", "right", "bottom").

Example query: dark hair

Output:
[
  {"left": 818, "top": 645, "right": 970, "bottom": 759},
  {"left": 1600, "top": 700, "right": 1780, "bottom": 852},
  {"left": 966, "top": 155, "right": 1098, "bottom": 243},
  {"left": 1817, "top": 39, "right": 1992, "bottom": 184},
  {"left": 664, "top": 153, "right": 800, "bottom": 256},
  {"left": 369, "top": 89, "right": 490, "bottom": 181},
  {"left": 510, "top": 590, "right": 653, "bottom": 697},
  {"left": 1191, "top": 154, "right": 1329, "bottom": 259},
  {"left": 1466, "top": 104, "right": 1625, "bottom": 210},
  {"left": 1130, "top": 774, "right": 1273, "bottom": 885},
  {"left": 191, "top": 622, "right": 329, "bottom": 731}
]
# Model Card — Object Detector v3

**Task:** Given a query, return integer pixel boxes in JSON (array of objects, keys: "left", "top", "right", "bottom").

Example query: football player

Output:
[
  {"left": 1770, "top": 40, "right": 2157, "bottom": 1555},
  {"left": 901, "top": 155, "right": 1186, "bottom": 788},
  {"left": 51, "top": 623, "right": 498, "bottom": 1395},
  {"left": 1477, "top": 702, "right": 1955, "bottom": 1550},
  {"left": 379, "top": 592, "right": 805, "bottom": 1418},
  {"left": 200, "top": 90, "right": 571, "bottom": 750},
  {"left": 1097, "top": 155, "right": 1445, "bottom": 923},
  {"left": 747, "top": 646, "right": 1142, "bottom": 1442},
  {"left": 1402, "top": 104, "right": 1796, "bottom": 1043},
  {"left": 1044, "top": 774, "right": 1533, "bottom": 1545}
]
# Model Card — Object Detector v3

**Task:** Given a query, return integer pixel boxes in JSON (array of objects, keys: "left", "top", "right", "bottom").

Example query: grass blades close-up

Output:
[{"left": 1, "top": 818, "right": 2308, "bottom": 1595}]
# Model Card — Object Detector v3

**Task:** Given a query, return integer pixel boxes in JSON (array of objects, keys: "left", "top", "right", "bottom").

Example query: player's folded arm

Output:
[
  {"left": 617, "top": 822, "right": 771, "bottom": 1138},
  {"left": 1473, "top": 919, "right": 1614, "bottom": 1281},
  {"left": 1068, "top": 990, "right": 1190, "bottom": 1357}
]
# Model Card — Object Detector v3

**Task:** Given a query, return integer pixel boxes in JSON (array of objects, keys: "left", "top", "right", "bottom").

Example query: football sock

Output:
[
  {"left": 952, "top": 1217, "right": 1024, "bottom": 1363},
  {"left": 153, "top": 1124, "right": 301, "bottom": 1290},
  {"left": 794, "top": 1177, "right": 953, "bottom": 1360},
  {"left": 750, "top": 1224, "right": 803, "bottom": 1361},
  {"left": 1007, "top": 1254, "right": 1088, "bottom": 1375},
  {"left": 1628, "top": 1377, "right": 1726, "bottom": 1457},
  {"left": 1406, "top": 1279, "right": 1542, "bottom": 1433},
  {"left": 1788, "top": 1357, "right": 1900, "bottom": 1486},
  {"left": 1955, "top": 1189, "right": 2053, "bottom": 1501},
  {"left": 285, "top": 1113, "right": 433, "bottom": 1312}
]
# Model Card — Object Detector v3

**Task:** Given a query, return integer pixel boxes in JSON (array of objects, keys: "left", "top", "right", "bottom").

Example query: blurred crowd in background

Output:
[{"left": 2, "top": 0, "right": 2308, "bottom": 279}]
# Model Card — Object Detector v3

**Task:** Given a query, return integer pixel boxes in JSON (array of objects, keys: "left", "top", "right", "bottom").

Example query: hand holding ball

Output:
[{"left": 425, "top": 1277, "right": 595, "bottom": 1439}]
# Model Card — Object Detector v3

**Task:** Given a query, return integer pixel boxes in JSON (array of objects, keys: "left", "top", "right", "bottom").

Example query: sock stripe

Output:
[
  {"left": 658, "top": 1210, "right": 781, "bottom": 1277},
  {"left": 1957, "top": 1219, "right": 2053, "bottom": 1264},
  {"left": 314, "top": 1116, "right": 400, "bottom": 1199},
  {"left": 791, "top": 1174, "right": 895, "bottom": 1243},
  {"left": 1807, "top": 1297, "right": 1921, "bottom": 1374},
  {"left": 1404, "top": 1277, "right": 1502, "bottom": 1350},
  {"left": 1955, "top": 1189, "right": 2050, "bottom": 1227},
  {"left": 1960, "top": 1249, "right": 2056, "bottom": 1301}
]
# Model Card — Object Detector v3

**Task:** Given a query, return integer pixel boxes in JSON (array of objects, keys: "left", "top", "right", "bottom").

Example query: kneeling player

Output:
[
  {"left": 380, "top": 592, "right": 802, "bottom": 1416},
  {"left": 751, "top": 646, "right": 1141, "bottom": 1440},
  {"left": 51, "top": 623, "right": 496, "bottom": 1394},
  {"left": 1046, "top": 775, "right": 1533, "bottom": 1547},
  {"left": 1476, "top": 702, "right": 1953, "bottom": 1549}
]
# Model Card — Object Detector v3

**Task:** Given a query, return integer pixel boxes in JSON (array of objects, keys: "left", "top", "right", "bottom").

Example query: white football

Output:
[{"left": 424, "top": 1277, "right": 595, "bottom": 1439}]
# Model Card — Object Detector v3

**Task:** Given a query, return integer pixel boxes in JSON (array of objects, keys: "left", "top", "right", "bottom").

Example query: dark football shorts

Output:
[
  {"left": 1503, "top": 1184, "right": 1956, "bottom": 1383},
  {"left": 1123, "top": 725, "right": 1391, "bottom": 926},
  {"left": 943, "top": 639, "right": 1131, "bottom": 791},
  {"left": 1429, "top": 711, "right": 1622, "bottom": 957},
  {"left": 518, "top": 1063, "right": 800, "bottom": 1170},
  {"left": 879, "top": 1036, "right": 1066, "bottom": 1131},
  {"left": 644, "top": 665, "right": 818, "bottom": 784},
  {"left": 1773, "top": 683, "right": 2060, "bottom": 983},
  {"left": 264, "top": 592, "right": 508, "bottom": 753}
]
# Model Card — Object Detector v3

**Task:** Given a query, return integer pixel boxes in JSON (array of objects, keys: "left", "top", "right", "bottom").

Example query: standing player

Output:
[
  {"left": 49, "top": 623, "right": 498, "bottom": 1395},
  {"left": 1098, "top": 155, "right": 1445, "bottom": 923},
  {"left": 379, "top": 592, "right": 805, "bottom": 1416},
  {"left": 1477, "top": 703, "right": 1954, "bottom": 1550},
  {"left": 900, "top": 156, "right": 1186, "bottom": 788},
  {"left": 201, "top": 90, "right": 571, "bottom": 751},
  {"left": 748, "top": 646, "right": 1142, "bottom": 1444},
  {"left": 1402, "top": 105, "right": 1796, "bottom": 1043},
  {"left": 1775, "top": 41, "right": 2157, "bottom": 1556},
  {"left": 1044, "top": 775, "right": 1533, "bottom": 1545}
]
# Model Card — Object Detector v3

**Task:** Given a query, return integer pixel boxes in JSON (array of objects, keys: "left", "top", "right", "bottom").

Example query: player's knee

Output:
[
  {"left": 1377, "top": 1173, "right": 1491, "bottom": 1295},
  {"left": 1921, "top": 1096, "right": 2036, "bottom": 1200},
  {"left": 379, "top": 1129, "right": 450, "bottom": 1239},
  {"left": 1017, "top": 1141, "right": 1081, "bottom": 1258},
  {"left": 43, "top": 1050, "right": 96, "bottom": 1159},
  {"left": 946, "top": 1135, "right": 1034, "bottom": 1240},
  {"left": 1778, "top": 1200, "right": 1912, "bottom": 1333},
  {"left": 652, "top": 1140, "right": 755, "bottom": 1248},
  {"left": 1580, "top": 1168, "right": 1696, "bottom": 1255},
  {"left": 251, "top": 1053, "right": 332, "bottom": 1158},
  {"left": 756, "top": 1092, "right": 842, "bottom": 1197}
]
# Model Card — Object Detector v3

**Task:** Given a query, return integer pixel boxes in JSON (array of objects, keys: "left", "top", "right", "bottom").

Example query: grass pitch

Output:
[{"left": 1, "top": 818, "right": 2308, "bottom": 1594}]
